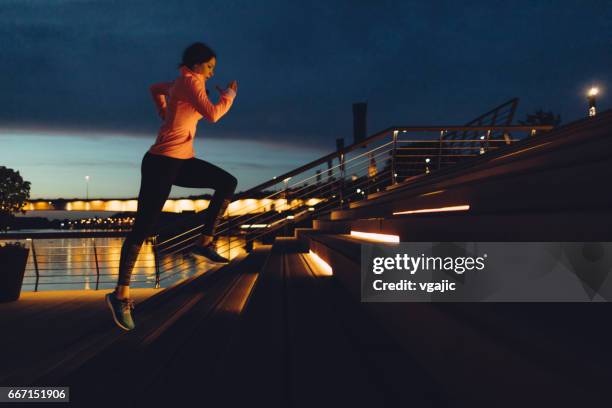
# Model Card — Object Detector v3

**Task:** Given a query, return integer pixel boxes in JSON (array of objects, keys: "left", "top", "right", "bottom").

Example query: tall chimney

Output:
[
  {"left": 352, "top": 102, "right": 367, "bottom": 144},
  {"left": 336, "top": 138, "right": 344, "bottom": 151}
]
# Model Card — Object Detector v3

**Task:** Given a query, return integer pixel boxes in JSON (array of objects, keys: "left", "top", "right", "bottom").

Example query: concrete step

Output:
[
  {"left": 204, "top": 252, "right": 444, "bottom": 407},
  {"left": 134, "top": 246, "right": 271, "bottom": 406},
  {"left": 299, "top": 232, "right": 610, "bottom": 405},
  {"left": 272, "top": 236, "right": 309, "bottom": 253},
  {"left": 33, "top": 247, "right": 271, "bottom": 406},
  {"left": 319, "top": 210, "right": 612, "bottom": 241}
]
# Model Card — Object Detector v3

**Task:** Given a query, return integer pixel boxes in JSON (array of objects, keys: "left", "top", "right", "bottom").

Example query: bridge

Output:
[
  {"left": 24, "top": 197, "right": 322, "bottom": 216},
  {"left": 2, "top": 99, "right": 611, "bottom": 406}
]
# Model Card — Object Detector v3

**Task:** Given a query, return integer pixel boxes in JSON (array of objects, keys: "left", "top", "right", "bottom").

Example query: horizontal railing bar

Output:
[
  {"left": 236, "top": 125, "right": 549, "bottom": 198},
  {"left": 396, "top": 154, "right": 481, "bottom": 158},
  {"left": 395, "top": 146, "right": 502, "bottom": 150},
  {"left": 23, "top": 279, "right": 151, "bottom": 286},
  {"left": 25, "top": 266, "right": 157, "bottom": 272},
  {"left": 24, "top": 272, "right": 157, "bottom": 278}
]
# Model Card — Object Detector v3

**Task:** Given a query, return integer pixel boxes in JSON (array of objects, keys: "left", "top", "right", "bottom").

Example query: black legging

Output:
[{"left": 117, "top": 151, "right": 237, "bottom": 286}]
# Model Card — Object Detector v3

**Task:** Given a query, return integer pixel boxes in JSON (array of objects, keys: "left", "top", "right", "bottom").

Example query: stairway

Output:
[
  {"left": 19, "top": 244, "right": 446, "bottom": 407},
  {"left": 285, "top": 110, "right": 612, "bottom": 405}
]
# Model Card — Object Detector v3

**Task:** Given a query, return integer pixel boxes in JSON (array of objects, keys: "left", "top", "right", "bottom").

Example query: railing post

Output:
[
  {"left": 152, "top": 235, "right": 160, "bottom": 289},
  {"left": 437, "top": 129, "right": 445, "bottom": 170},
  {"left": 92, "top": 238, "right": 100, "bottom": 290},
  {"left": 28, "top": 238, "right": 40, "bottom": 292},
  {"left": 391, "top": 130, "right": 398, "bottom": 184},
  {"left": 503, "top": 131, "right": 511, "bottom": 145},
  {"left": 483, "top": 129, "right": 491, "bottom": 154},
  {"left": 338, "top": 153, "right": 345, "bottom": 208},
  {"left": 283, "top": 177, "right": 291, "bottom": 236},
  {"left": 226, "top": 202, "right": 232, "bottom": 258}
]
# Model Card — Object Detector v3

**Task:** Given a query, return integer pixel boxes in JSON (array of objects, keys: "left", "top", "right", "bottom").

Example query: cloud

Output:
[{"left": 0, "top": 0, "right": 610, "bottom": 146}]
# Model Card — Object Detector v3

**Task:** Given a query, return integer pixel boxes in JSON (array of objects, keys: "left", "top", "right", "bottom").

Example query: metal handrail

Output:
[{"left": 234, "top": 124, "right": 551, "bottom": 198}]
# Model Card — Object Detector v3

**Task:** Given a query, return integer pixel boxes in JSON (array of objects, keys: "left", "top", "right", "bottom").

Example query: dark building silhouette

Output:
[{"left": 352, "top": 102, "right": 367, "bottom": 145}]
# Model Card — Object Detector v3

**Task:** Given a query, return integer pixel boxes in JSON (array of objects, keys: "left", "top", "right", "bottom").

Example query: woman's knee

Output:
[
  {"left": 228, "top": 174, "right": 238, "bottom": 192},
  {"left": 220, "top": 172, "right": 237, "bottom": 195}
]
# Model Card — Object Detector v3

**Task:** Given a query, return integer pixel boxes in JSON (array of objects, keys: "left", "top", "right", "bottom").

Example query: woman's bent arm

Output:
[
  {"left": 184, "top": 77, "right": 236, "bottom": 123},
  {"left": 149, "top": 82, "right": 173, "bottom": 117}
]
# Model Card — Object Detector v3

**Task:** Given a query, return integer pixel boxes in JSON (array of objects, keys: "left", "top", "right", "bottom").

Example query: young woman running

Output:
[{"left": 106, "top": 42, "right": 238, "bottom": 331}]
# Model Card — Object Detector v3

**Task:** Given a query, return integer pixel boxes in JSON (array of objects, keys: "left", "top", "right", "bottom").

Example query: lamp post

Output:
[
  {"left": 85, "top": 176, "right": 90, "bottom": 200},
  {"left": 587, "top": 87, "right": 599, "bottom": 117}
]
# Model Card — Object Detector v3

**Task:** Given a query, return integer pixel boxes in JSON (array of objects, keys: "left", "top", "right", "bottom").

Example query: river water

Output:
[{"left": 1, "top": 234, "right": 248, "bottom": 292}]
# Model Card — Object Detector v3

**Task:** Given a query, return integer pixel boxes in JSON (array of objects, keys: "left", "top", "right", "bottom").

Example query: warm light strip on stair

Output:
[
  {"left": 492, "top": 142, "right": 552, "bottom": 161},
  {"left": 231, "top": 274, "right": 260, "bottom": 314},
  {"left": 350, "top": 231, "right": 400, "bottom": 243},
  {"left": 308, "top": 250, "right": 333, "bottom": 276},
  {"left": 393, "top": 204, "right": 470, "bottom": 215},
  {"left": 419, "top": 189, "right": 445, "bottom": 197}
]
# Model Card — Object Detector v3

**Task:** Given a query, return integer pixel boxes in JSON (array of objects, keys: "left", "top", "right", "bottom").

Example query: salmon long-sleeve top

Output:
[{"left": 147, "top": 65, "right": 237, "bottom": 159}]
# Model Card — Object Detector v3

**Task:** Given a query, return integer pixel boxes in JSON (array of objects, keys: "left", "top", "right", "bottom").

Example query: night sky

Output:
[{"left": 1, "top": 0, "right": 610, "bottom": 199}]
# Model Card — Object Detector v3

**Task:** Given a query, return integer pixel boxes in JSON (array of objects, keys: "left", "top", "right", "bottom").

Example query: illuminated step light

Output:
[
  {"left": 308, "top": 207, "right": 315, "bottom": 211},
  {"left": 308, "top": 250, "right": 333, "bottom": 276},
  {"left": 350, "top": 231, "right": 400, "bottom": 243},
  {"left": 286, "top": 215, "right": 295, "bottom": 219},
  {"left": 419, "top": 189, "right": 445, "bottom": 197},
  {"left": 240, "top": 224, "right": 269, "bottom": 229},
  {"left": 393, "top": 204, "right": 470, "bottom": 215},
  {"left": 493, "top": 142, "right": 552, "bottom": 161}
]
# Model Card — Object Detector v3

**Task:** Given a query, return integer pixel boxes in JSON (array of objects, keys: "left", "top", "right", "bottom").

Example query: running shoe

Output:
[
  {"left": 191, "top": 244, "right": 230, "bottom": 263},
  {"left": 105, "top": 290, "right": 136, "bottom": 331}
]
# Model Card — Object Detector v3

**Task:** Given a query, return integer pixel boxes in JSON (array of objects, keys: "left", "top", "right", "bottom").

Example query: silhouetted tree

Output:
[
  {"left": 0, "top": 166, "right": 31, "bottom": 232},
  {"left": 519, "top": 109, "right": 561, "bottom": 127}
]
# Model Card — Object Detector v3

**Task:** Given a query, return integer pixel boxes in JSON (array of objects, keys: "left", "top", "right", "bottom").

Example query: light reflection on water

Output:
[{"left": 1, "top": 235, "right": 248, "bottom": 291}]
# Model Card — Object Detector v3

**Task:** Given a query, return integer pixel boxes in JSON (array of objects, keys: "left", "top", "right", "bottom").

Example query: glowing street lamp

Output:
[
  {"left": 587, "top": 87, "right": 599, "bottom": 117},
  {"left": 85, "top": 176, "right": 90, "bottom": 200}
]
